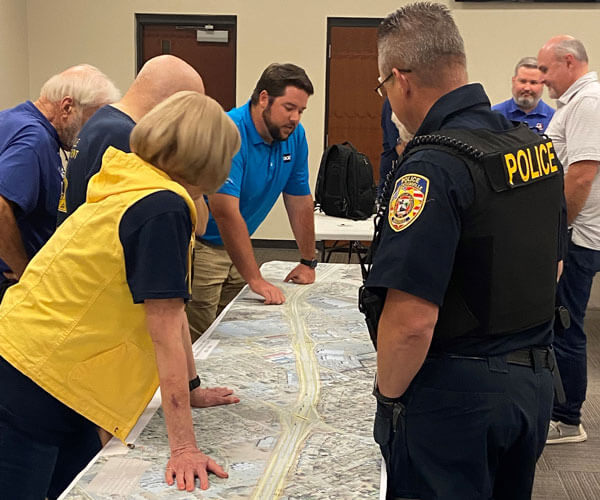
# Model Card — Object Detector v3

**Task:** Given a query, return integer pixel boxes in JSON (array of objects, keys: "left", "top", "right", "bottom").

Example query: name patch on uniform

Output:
[
  {"left": 502, "top": 140, "right": 559, "bottom": 188},
  {"left": 388, "top": 174, "right": 429, "bottom": 232},
  {"left": 283, "top": 153, "right": 292, "bottom": 163}
]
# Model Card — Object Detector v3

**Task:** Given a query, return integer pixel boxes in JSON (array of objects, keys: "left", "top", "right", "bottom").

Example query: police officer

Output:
[{"left": 362, "top": 3, "right": 566, "bottom": 499}]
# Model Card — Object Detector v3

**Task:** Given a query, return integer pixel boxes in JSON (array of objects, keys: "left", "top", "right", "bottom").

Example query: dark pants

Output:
[
  {"left": 0, "top": 357, "right": 102, "bottom": 499},
  {"left": 374, "top": 355, "right": 554, "bottom": 500},
  {"left": 0, "top": 419, "right": 101, "bottom": 500},
  {"left": 553, "top": 240, "right": 600, "bottom": 426},
  {"left": 0, "top": 276, "right": 17, "bottom": 303}
]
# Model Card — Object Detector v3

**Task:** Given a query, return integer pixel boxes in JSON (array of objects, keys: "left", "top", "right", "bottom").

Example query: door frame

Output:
[
  {"left": 135, "top": 13, "right": 237, "bottom": 74},
  {"left": 324, "top": 17, "right": 382, "bottom": 151}
]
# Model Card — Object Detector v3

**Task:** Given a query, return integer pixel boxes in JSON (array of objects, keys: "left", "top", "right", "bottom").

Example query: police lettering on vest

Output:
[
  {"left": 502, "top": 140, "right": 559, "bottom": 188},
  {"left": 362, "top": 124, "right": 565, "bottom": 348}
]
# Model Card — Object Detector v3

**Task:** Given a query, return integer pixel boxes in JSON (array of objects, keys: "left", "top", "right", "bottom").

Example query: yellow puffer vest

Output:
[{"left": 0, "top": 147, "right": 197, "bottom": 442}]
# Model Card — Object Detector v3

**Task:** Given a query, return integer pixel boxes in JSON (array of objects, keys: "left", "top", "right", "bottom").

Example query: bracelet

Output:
[{"left": 188, "top": 375, "right": 201, "bottom": 392}]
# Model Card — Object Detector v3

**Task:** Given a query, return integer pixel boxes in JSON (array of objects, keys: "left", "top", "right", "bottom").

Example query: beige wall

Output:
[
  {"left": 0, "top": 0, "right": 29, "bottom": 109},
  {"left": 15, "top": 0, "right": 600, "bottom": 241}
]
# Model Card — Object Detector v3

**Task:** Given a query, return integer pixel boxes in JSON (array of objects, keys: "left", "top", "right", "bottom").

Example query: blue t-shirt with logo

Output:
[
  {"left": 492, "top": 98, "right": 555, "bottom": 134},
  {"left": 0, "top": 101, "right": 62, "bottom": 274},
  {"left": 202, "top": 100, "right": 311, "bottom": 245}
]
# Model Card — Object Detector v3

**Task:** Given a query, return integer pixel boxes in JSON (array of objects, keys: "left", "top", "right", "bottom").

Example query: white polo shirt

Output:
[{"left": 546, "top": 72, "right": 600, "bottom": 250}]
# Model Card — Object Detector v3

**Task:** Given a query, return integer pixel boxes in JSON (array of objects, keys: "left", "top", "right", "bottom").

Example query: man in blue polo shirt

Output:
[
  {"left": 493, "top": 56, "right": 554, "bottom": 133},
  {"left": 187, "top": 63, "right": 316, "bottom": 338},
  {"left": 0, "top": 64, "right": 119, "bottom": 302}
]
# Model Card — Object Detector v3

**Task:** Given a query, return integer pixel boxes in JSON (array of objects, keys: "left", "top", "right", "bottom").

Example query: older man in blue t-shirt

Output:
[
  {"left": 188, "top": 63, "right": 316, "bottom": 338},
  {"left": 492, "top": 56, "right": 554, "bottom": 133},
  {"left": 0, "top": 65, "right": 119, "bottom": 302}
]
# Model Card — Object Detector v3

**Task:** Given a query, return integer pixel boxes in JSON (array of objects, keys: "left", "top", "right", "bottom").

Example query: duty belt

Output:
[{"left": 427, "top": 348, "right": 566, "bottom": 404}]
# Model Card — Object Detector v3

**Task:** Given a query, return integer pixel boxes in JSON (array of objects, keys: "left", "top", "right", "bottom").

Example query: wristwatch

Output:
[
  {"left": 300, "top": 258, "right": 318, "bottom": 269},
  {"left": 189, "top": 375, "right": 201, "bottom": 391}
]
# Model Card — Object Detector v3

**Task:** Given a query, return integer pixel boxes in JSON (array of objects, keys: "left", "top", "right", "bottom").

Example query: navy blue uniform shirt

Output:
[{"left": 366, "top": 83, "right": 554, "bottom": 356}]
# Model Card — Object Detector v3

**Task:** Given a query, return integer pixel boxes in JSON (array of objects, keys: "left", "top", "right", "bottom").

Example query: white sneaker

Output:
[{"left": 546, "top": 420, "right": 587, "bottom": 444}]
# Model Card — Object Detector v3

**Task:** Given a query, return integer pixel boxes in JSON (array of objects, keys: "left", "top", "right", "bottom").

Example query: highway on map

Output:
[{"left": 251, "top": 265, "right": 339, "bottom": 499}]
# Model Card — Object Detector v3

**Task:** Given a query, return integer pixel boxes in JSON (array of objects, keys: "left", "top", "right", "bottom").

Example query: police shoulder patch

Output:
[{"left": 388, "top": 173, "right": 429, "bottom": 232}]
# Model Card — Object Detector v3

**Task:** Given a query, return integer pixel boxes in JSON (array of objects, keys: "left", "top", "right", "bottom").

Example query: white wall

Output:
[
  {"left": 21, "top": 0, "right": 600, "bottom": 240},
  {"left": 0, "top": 0, "right": 29, "bottom": 109},
  {"left": 6, "top": 1, "right": 600, "bottom": 304}
]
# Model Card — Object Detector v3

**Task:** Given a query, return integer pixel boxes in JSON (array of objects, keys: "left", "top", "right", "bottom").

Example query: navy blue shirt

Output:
[
  {"left": 379, "top": 99, "right": 400, "bottom": 194},
  {"left": 366, "top": 83, "right": 554, "bottom": 355},
  {"left": 492, "top": 98, "right": 555, "bottom": 134},
  {"left": 0, "top": 101, "right": 62, "bottom": 274},
  {"left": 120, "top": 191, "right": 192, "bottom": 303},
  {"left": 58, "top": 105, "right": 135, "bottom": 224}
]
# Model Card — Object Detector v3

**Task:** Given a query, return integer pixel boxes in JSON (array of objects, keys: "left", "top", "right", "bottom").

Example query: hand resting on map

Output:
[
  {"left": 166, "top": 446, "right": 228, "bottom": 491},
  {"left": 190, "top": 386, "right": 240, "bottom": 407}
]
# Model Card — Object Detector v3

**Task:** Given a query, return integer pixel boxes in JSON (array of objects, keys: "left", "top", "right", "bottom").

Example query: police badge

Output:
[{"left": 388, "top": 173, "right": 429, "bottom": 232}]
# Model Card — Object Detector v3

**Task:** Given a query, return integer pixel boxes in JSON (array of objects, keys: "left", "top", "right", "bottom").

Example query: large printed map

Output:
[{"left": 63, "top": 262, "right": 381, "bottom": 499}]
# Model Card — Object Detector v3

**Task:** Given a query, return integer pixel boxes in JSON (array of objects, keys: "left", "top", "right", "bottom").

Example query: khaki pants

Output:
[{"left": 186, "top": 240, "right": 245, "bottom": 341}]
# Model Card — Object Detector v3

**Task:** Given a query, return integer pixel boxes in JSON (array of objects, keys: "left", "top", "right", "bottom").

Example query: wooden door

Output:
[
  {"left": 137, "top": 14, "right": 236, "bottom": 111},
  {"left": 326, "top": 20, "right": 382, "bottom": 182}
]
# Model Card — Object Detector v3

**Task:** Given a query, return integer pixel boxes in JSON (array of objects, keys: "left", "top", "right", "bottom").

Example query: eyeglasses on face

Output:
[{"left": 374, "top": 69, "right": 412, "bottom": 97}]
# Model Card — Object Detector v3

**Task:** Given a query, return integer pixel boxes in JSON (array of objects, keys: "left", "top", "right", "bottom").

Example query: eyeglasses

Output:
[{"left": 374, "top": 69, "right": 412, "bottom": 97}]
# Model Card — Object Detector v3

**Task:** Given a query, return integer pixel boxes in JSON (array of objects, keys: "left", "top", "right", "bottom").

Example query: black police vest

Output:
[{"left": 405, "top": 124, "right": 564, "bottom": 343}]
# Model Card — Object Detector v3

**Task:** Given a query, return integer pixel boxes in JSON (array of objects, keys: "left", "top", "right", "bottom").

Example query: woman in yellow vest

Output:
[{"left": 0, "top": 91, "right": 241, "bottom": 499}]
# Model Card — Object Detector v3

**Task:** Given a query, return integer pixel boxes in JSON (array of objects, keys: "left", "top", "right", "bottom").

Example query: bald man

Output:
[
  {"left": 538, "top": 36, "right": 600, "bottom": 445},
  {"left": 0, "top": 64, "right": 119, "bottom": 300},
  {"left": 57, "top": 55, "right": 205, "bottom": 223}
]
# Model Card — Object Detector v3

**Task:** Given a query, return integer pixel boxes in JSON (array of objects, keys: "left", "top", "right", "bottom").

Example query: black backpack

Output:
[{"left": 315, "top": 142, "right": 376, "bottom": 220}]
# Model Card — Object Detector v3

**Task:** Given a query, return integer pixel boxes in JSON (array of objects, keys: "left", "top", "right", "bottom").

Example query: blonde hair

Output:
[{"left": 130, "top": 91, "right": 240, "bottom": 192}]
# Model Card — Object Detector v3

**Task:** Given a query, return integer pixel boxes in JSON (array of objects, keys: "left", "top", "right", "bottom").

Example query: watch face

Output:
[{"left": 301, "top": 258, "right": 317, "bottom": 269}]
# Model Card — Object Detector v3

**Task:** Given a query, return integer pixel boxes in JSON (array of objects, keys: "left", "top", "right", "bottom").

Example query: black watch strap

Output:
[
  {"left": 300, "top": 258, "right": 318, "bottom": 269},
  {"left": 188, "top": 375, "right": 201, "bottom": 391}
]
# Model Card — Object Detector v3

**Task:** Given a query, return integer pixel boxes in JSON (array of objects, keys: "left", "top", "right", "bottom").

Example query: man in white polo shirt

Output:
[{"left": 538, "top": 35, "right": 600, "bottom": 444}]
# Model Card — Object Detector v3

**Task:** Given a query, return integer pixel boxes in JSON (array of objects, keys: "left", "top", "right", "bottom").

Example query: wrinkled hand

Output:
[
  {"left": 248, "top": 278, "right": 286, "bottom": 304},
  {"left": 165, "top": 447, "right": 227, "bottom": 491},
  {"left": 284, "top": 264, "right": 315, "bottom": 284},
  {"left": 190, "top": 386, "right": 240, "bottom": 408}
]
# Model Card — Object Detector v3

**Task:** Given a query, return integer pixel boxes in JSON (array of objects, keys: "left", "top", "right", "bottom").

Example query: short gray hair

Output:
[
  {"left": 554, "top": 38, "right": 588, "bottom": 63},
  {"left": 514, "top": 57, "right": 538, "bottom": 76},
  {"left": 377, "top": 2, "right": 466, "bottom": 84},
  {"left": 40, "top": 64, "right": 120, "bottom": 108}
]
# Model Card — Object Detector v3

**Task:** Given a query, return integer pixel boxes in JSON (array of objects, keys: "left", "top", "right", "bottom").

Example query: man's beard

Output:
[
  {"left": 262, "top": 105, "right": 295, "bottom": 142},
  {"left": 514, "top": 93, "right": 539, "bottom": 110},
  {"left": 58, "top": 110, "right": 84, "bottom": 150}
]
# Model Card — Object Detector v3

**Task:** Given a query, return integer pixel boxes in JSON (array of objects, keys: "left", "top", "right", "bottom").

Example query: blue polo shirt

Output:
[
  {"left": 492, "top": 98, "right": 555, "bottom": 134},
  {"left": 0, "top": 101, "right": 61, "bottom": 275},
  {"left": 203, "top": 100, "right": 311, "bottom": 245},
  {"left": 366, "top": 83, "right": 556, "bottom": 356}
]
